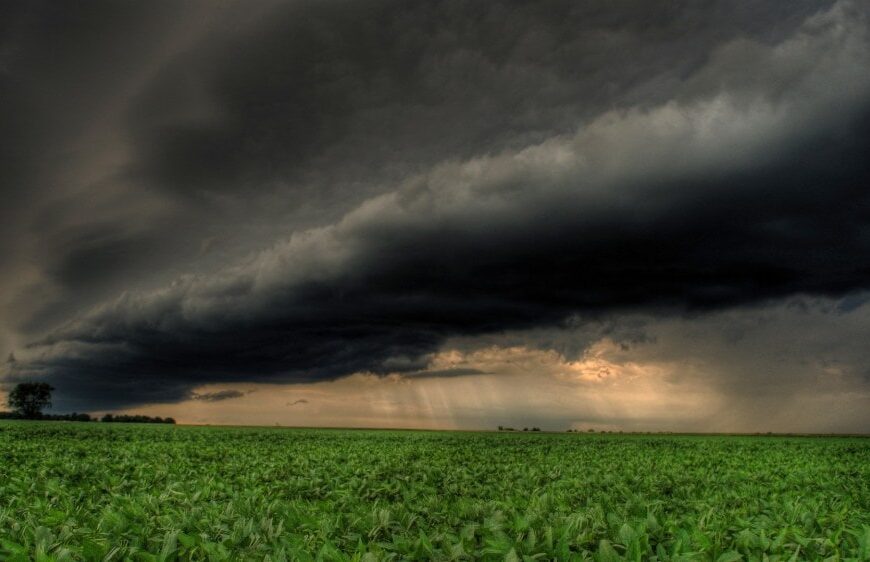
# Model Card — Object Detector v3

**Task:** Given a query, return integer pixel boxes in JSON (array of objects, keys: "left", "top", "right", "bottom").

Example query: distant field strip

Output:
[{"left": 0, "top": 422, "right": 868, "bottom": 561}]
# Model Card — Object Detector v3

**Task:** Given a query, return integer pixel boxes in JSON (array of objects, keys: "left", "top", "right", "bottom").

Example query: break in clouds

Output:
[{"left": 1, "top": 0, "right": 869, "bottom": 430}]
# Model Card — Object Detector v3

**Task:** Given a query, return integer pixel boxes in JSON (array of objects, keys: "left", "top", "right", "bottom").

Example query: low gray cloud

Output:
[
  {"left": 190, "top": 389, "right": 248, "bottom": 402},
  {"left": 402, "top": 368, "right": 488, "bottom": 380}
]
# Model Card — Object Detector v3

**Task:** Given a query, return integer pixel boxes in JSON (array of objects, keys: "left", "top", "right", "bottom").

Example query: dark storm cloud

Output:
[
  {"left": 42, "top": 224, "right": 166, "bottom": 294},
  {"left": 190, "top": 389, "right": 247, "bottom": 402},
  {"left": 3, "top": 0, "right": 870, "bottom": 412},
  {"left": 126, "top": 0, "right": 831, "bottom": 204},
  {"left": 0, "top": 0, "right": 185, "bottom": 201},
  {"left": 0, "top": 0, "right": 228, "bottom": 343},
  {"left": 402, "top": 368, "right": 488, "bottom": 379}
]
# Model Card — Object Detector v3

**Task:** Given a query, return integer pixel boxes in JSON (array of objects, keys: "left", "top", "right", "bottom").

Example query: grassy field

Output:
[{"left": 0, "top": 422, "right": 868, "bottom": 561}]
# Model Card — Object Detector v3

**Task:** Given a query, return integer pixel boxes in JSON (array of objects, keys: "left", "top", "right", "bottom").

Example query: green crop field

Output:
[{"left": 0, "top": 422, "right": 868, "bottom": 561}]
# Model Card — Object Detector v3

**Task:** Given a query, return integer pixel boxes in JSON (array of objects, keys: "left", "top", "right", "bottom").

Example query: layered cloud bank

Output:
[
  {"left": 127, "top": 296, "right": 870, "bottom": 432},
  {"left": 1, "top": 1, "right": 869, "bottom": 429}
]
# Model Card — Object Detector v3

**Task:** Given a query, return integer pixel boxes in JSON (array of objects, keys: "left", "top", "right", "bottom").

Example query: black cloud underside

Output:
[
  {"left": 3, "top": 0, "right": 868, "bottom": 410},
  {"left": 29, "top": 107, "right": 870, "bottom": 410}
]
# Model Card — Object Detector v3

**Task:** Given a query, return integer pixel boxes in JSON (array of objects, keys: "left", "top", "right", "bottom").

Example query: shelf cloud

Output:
[{"left": 1, "top": 0, "right": 869, "bottom": 430}]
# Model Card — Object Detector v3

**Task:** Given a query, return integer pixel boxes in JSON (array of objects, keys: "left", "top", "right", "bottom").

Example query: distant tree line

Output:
[
  {"left": 2, "top": 382, "right": 174, "bottom": 424},
  {"left": 100, "top": 414, "right": 175, "bottom": 424},
  {"left": 498, "top": 426, "right": 541, "bottom": 432},
  {"left": 0, "top": 411, "right": 175, "bottom": 423},
  {"left": 0, "top": 411, "right": 93, "bottom": 421}
]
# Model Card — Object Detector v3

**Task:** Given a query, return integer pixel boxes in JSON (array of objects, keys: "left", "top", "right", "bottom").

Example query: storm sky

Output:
[{"left": 2, "top": 0, "right": 869, "bottom": 431}]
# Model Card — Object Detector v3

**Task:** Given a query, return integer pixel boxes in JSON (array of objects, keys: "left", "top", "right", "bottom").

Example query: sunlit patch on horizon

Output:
[{"left": 117, "top": 336, "right": 719, "bottom": 431}]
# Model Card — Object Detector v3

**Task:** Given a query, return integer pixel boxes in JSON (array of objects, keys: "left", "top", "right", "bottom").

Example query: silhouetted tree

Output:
[{"left": 7, "top": 382, "right": 54, "bottom": 418}]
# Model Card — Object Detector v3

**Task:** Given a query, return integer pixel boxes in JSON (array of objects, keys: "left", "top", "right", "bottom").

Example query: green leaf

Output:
[
  {"left": 81, "top": 539, "right": 107, "bottom": 562},
  {"left": 177, "top": 533, "right": 197, "bottom": 549},
  {"left": 596, "top": 539, "right": 623, "bottom": 562}
]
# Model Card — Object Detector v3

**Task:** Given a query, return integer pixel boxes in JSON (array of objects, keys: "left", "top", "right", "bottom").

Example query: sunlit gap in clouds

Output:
[
  {"left": 120, "top": 338, "right": 719, "bottom": 431},
  {"left": 118, "top": 292, "right": 870, "bottom": 433}
]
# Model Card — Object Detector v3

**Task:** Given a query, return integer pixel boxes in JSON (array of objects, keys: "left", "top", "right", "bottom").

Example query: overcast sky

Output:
[{"left": 2, "top": 0, "right": 869, "bottom": 432}]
